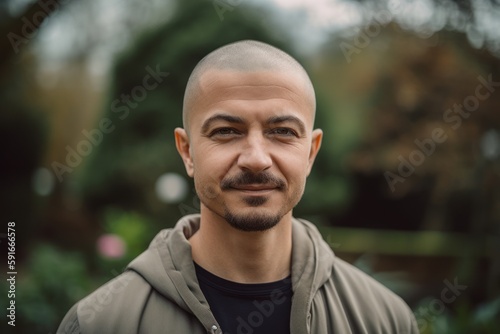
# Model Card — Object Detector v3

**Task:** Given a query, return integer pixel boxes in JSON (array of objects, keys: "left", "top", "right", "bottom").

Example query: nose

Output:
[{"left": 237, "top": 131, "right": 272, "bottom": 173}]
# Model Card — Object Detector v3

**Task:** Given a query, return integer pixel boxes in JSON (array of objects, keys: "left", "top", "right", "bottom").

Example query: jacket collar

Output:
[{"left": 128, "top": 214, "right": 335, "bottom": 334}]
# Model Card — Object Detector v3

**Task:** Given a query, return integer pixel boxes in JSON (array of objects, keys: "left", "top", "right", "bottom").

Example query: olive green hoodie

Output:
[{"left": 57, "top": 214, "right": 419, "bottom": 333}]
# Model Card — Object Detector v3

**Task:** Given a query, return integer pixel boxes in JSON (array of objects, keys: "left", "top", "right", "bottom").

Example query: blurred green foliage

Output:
[
  {"left": 103, "top": 209, "right": 154, "bottom": 260},
  {"left": 0, "top": 0, "right": 499, "bottom": 333},
  {"left": 0, "top": 245, "right": 91, "bottom": 333},
  {"left": 0, "top": 209, "right": 157, "bottom": 333},
  {"left": 417, "top": 297, "right": 500, "bottom": 334}
]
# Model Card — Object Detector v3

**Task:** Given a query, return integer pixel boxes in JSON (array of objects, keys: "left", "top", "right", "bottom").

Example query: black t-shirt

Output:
[{"left": 194, "top": 262, "right": 293, "bottom": 334}]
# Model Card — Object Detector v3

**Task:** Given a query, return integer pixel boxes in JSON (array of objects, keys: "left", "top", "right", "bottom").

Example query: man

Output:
[{"left": 58, "top": 40, "right": 418, "bottom": 333}]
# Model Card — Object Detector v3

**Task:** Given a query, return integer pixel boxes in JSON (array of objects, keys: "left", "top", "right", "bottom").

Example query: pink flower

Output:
[{"left": 97, "top": 234, "right": 126, "bottom": 259}]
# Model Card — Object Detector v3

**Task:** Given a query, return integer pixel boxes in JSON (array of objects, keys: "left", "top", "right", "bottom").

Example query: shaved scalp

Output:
[{"left": 182, "top": 40, "right": 316, "bottom": 132}]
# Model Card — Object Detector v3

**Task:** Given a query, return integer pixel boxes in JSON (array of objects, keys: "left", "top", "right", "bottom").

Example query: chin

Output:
[{"left": 223, "top": 210, "right": 283, "bottom": 232}]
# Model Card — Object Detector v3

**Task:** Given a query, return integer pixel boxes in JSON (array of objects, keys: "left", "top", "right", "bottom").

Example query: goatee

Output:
[{"left": 224, "top": 211, "right": 282, "bottom": 232}]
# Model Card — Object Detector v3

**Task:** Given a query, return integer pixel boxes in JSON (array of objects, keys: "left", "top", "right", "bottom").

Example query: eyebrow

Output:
[
  {"left": 200, "top": 113, "right": 306, "bottom": 135},
  {"left": 266, "top": 115, "right": 306, "bottom": 135},
  {"left": 201, "top": 114, "right": 245, "bottom": 134}
]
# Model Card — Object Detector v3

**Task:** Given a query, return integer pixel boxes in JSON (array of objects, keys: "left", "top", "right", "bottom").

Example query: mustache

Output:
[{"left": 220, "top": 171, "right": 286, "bottom": 190}]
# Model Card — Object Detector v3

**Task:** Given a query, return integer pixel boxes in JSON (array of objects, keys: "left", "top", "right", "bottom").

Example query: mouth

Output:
[{"left": 230, "top": 184, "right": 278, "bottom": 195}]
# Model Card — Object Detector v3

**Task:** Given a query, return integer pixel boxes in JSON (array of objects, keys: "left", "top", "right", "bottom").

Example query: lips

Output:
[
  {"left": 231, "top": 186, "right": 278, "bottom": 196},
  {"left": 232, "top": 184, "right": 277, "bottom": 191}
]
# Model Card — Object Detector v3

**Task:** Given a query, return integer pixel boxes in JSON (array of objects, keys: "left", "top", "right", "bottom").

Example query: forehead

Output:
[
  {"left": 188, "top": 69, "right": 315, "bottom": 127},
  {"left": 197, "top": 69, "right": 307, "bottom": 94}
]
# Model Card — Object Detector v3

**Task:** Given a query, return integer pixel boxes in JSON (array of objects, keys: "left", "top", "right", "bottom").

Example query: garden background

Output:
[{"left": 1, "top": 0, "right": 499, "bottom": 333}]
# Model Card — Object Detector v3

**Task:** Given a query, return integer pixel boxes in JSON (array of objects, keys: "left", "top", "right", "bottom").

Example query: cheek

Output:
[
  {"left": 194, "top": 177, "right": 219, "bottom": 201},
  {"left": 191, "top": 147, "right": 231, "bottom": 185},
  {"left": 191, "top": 155, "right": 221, "bottom": 202},
  {"left": 277, "top": 152, "right": 310, "bottom": 184}
]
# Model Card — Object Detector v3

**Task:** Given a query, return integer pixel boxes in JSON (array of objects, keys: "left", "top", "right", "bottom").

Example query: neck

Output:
[{"left": 189, "top": 206, "right": 292, "bottom": 284}]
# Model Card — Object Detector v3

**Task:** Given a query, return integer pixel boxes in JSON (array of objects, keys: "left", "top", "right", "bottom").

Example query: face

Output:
[{"left": 175, "top": 69, "right": 322, "bottom": 232}]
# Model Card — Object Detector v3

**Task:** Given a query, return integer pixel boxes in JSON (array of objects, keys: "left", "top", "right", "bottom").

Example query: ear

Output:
[
  {"left": 306, "top": 128, "right": 323, "bottom": 176},
  {"left": 174, "top": 128, "right": 194, "bottom": 177}
]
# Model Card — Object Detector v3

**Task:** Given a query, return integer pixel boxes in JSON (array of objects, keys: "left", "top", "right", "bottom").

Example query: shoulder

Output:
[
  {"left": 57, "top": 303, "right": 80, "bottom": 334},
  {"left": 320, "top": 257, "right": 418, "bottom": 333},
  {"left": 332, "top": 257, "right": 403, "bottom": 304},
  {"left": 58, "top": 270, "right": 151, "bottom": 334},
  {"left": 77, "top": 270, "right": 148, "bottom": 324}
]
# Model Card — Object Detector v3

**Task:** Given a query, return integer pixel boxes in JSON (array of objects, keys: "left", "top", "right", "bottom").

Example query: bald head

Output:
[{"left": 182, "top": 40, "right": 316, "bottom": 132}]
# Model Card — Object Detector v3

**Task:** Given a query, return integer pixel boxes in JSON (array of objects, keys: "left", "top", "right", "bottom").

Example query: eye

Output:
[
  {"left": 269, "top": 127, "right": 298, "bottom": 137},
  {"left": 209, "top": 127, "right": 240, "bottom": 137}
]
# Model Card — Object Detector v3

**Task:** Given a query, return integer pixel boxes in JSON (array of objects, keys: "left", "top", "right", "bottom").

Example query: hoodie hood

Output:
[
  {"left": 127, "top": 215, "right": 218, "bottom": 331},
  {"left": 127, "top": 214, "right": 335, "bottom": 333},
  {"left": 290, "top": 217, "right": 335, "bottom": 333}
]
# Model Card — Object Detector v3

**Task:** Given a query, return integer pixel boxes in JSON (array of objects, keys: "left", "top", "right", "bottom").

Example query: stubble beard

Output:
[
  {"left": 223, "top": 197, "right": 284, "bottom": 232},
  {"left": 202, "top": 189, "right": 304, "bottom": 232},
  {"left": 199, "top": 190, "right": 285, "bottom": 232},
  {"left": 196, "top": 171, "right": 304, "bottom": 232}
]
